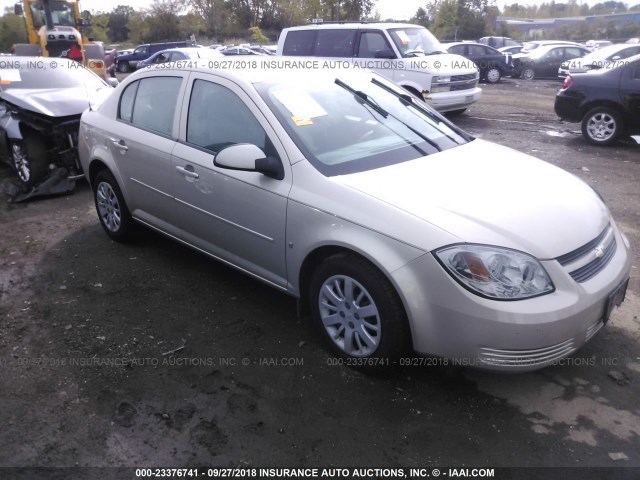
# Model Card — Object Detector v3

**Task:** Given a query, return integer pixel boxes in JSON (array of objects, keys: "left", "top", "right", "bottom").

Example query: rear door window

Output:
[
  {"left": 118, "top": 77, "right": 182, "bottom": 137},
  {"left": 315, "top": 29, "right": 356, "bottom": 57},
  {"left": 282, "top": 30, "right": 316, "bottom": 56}
]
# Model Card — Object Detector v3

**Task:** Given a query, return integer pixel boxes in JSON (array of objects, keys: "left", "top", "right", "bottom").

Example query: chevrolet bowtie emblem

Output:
[{"left": 594, "top": 244, "right": 605, "bottom": 258}]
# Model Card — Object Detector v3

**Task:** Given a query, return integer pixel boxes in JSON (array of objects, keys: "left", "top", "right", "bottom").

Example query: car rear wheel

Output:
[
  {"left": 521, "top": 68, "right": 535, "bottom": 80},
  {"left": 93, "top": 169, "right": 135, "bottom": 241},
  {"left": 10, "top": 135, "right": 48, "bottom": 188},
  {"left": 117, "top": 62, "right": 130, "bottom": 73},
  {"left": 485, "top": 67, "right": 501, "bottom": 83},
  {"left": 581, "top": 107, "right": 622, "bottom": 146},
  {"left": 309, "top": 253, "right": 408, "bottom": 361}
]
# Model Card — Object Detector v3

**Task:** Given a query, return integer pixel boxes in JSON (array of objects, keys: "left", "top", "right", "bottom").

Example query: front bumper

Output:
[
  {"left": 391, "top": 225, "right": 632, "bottom": 371},
  {"left": 427, "top": 87, "right": 482, "bottom": 112}
]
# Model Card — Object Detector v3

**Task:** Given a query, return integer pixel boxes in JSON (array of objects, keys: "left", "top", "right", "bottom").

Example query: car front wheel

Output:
[
  {"left": 309, "top": 253, "right": 408, "bottom": 361},
  {"left": 521, "top": 68, "right": 535, "bottom": 80},
  {"left": 485, "top": 67, "right": 501, "bottom": 83},
  {"left": 581, "top": 107, "right": 623, "bottom": 146},
  {"left": 117, "top": 62, "right": 130, "bottom": 73},
  {"left": 10, "top": 135, "right": 48, "bottom": 188},
  {"left": 93, "top": 169, "right": 135, "bottom": 241}
]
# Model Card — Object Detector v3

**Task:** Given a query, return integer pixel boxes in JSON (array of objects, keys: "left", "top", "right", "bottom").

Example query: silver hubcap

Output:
[
  {"left": 487, "top": 69, "right": 500, "bottom": 83},
  {"left": 319, "top": 275, "right": 381, "bottom": 356},
  {"left": 523, "top": 69, "right": 534, "bottom": 80},
  {"left": 587, "top": 113, "right": 616, "bottom": 141},
  {"left": 96, "top": 181, "right": 121, "bottom": 232},
  {"left": 11, "top": 143, "right": 30, "bottom": 183}
]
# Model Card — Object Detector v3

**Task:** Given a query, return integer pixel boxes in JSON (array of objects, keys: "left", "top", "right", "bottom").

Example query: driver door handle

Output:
[{"left": 176, "top": 165, "right": 199, "bottom": 179}]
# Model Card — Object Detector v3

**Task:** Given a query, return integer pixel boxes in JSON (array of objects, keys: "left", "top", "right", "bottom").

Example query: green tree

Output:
[
  {"left": 0, "top": 13, "right": 28, "bottom": 52},
  {"left": 146, "top": 0, "right": 183, "bottom": 41},
  {"left": 249, "top": 25, "right": 269, "bottom": 43},
  {"left": 108, "top": 5, "right": 135, "bottom": 42}
]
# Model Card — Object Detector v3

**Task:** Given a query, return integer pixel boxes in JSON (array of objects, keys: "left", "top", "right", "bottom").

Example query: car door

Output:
[
  {"left": 171, "top": 73, "right": 291, "bottom": 288},
  {"left": 108, "top": 73, "right": 187, "bottom": 234},
  {"left": 620, "top": 58, "right": 640, "bottom": 125},
  {"left": 539, "top": 47, "right": 564, "bottom": 77}
]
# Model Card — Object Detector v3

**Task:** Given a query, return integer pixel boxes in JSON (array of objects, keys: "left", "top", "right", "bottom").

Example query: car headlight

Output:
[{"left": 434, "top": 245, "right": 554, "bottom": 300}]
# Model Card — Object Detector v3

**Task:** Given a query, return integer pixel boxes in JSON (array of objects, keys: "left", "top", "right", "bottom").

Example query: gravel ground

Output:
[{"left": 0, "top": 78, "right": 638, "bottom": 477}]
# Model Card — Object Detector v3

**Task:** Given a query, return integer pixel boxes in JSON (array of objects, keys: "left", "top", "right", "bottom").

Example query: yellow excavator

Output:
[{"left": 12, "top": 0, "right": 107, "bottom": 78}]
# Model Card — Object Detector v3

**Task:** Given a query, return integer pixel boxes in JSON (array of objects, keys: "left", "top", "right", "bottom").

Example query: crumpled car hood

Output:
[{"left": 0, "top": 86, "right": 108, "bottom": 117}]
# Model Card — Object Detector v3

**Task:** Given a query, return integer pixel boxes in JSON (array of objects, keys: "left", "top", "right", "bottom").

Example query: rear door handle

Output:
[
  {"left": 175, "top": 165, "right": 199, "bottom": 179},
  {"left": 109, "top": 138, "right": 128, "bottom": 151}
]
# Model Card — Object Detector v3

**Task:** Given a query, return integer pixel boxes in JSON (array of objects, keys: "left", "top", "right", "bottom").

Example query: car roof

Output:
[
  {"left": 128, "top": 59, "right": 382, "bottom": 88},
  {"left": 283, "top": 22, "right": 421, "bottom": 31}
]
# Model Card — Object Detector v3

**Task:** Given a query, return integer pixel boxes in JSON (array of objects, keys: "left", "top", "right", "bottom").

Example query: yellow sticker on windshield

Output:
[{"left": 292, "top": 116, "right": 313, "bottom": 126}]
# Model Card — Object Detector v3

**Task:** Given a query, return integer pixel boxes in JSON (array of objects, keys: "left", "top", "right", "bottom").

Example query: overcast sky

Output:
[{"left": 0, "top": 0, "right": 627, "bottom": 19}]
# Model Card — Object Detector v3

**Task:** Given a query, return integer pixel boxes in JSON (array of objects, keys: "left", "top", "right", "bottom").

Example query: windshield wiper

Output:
[
  {"left": 335, "top": 78, "right": 388, "bottom": 118},
  {"left": 425, "top": 50, "right": 446, "bottom": 55}
]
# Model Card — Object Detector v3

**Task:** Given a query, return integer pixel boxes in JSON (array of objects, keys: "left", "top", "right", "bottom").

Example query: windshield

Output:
[
  {"left": 29, "top": 0, "right": 76, "bottom": 28},
  {"left": 0, "top": 60, "right": 108, "bottom": 92},
  {"left": 256, "top": 74, "right": 470, "bottom": 176},
  {"left": 388, "top": 27, "right": 443, "bottom": 57}
]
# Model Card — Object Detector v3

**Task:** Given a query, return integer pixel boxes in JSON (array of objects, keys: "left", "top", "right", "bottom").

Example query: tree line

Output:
[{"left": 1, "top": 0, "right": 639, "bottom": 53}]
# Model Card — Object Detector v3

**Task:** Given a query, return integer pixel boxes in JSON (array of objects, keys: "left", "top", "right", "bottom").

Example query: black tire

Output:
[
  {"left": 521, "top": 67, "right": 535, "bottom": 80},
  {"left": 10, "top": 132, "right": 48, "bottom": 188},
  {"left": 445, "top": 108, "right": 467, "bottom": 117},
  {"left": 309, "top": 253, "right": 409, "bottom": 361},
  {"left": 485, "top": 67, "right": 501, "bottom": 84},
  {"left": 92, "top": 169, "right": 135, "bottom": 242},
  {"left": 117, "top": 61, "right": 130, "bottom": 73},
  {"left": 581, "top": 106, "right": 623, "bottom": 146}
]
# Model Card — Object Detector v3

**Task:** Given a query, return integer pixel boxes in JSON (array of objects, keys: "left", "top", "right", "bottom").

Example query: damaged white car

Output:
[{"left": 0, "top": 56, "right": 113, "bottom": 201}]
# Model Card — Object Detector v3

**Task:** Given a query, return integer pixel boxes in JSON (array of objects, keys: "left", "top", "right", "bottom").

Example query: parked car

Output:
[
  {"left": 78, "top": 64, "right": 631, "bottom": 371},
  {"left": 277, "top": 22, "right": 481, "bottom": 115},
  {"left": 558, "top": 43, "right": 640, "bottom": 78},
  {"left": 117, "top": 41, "right": 193, "bottom": 73},
  {"left": 443, "top": 42, "right": 514, "bottom": 83},
  {"left": 136, "top": 47, "right": 223, "bottom": 68},
  {"left": 585, "top": 40, "right": 613, "bottom": 51},
  {"left": 478, "top": 36, "right": 520, "bottom": 49},
  {"left": 499, "top": 45, "right": 523, "bottom": 55},
  {"left": 521, "top": 40, "right": 583, "bottom": 53},
  {"left": 512, "top": 44, "right": 590, "bottom": 79},
  {"left": 555, "top": 53, "right": 640, "bottom": 145},
  {"left": 221, "top": 46, "right": 266, "bottom": 55},
  {"left": 0, "top": 57, "right": 112, "bottom": 197}
]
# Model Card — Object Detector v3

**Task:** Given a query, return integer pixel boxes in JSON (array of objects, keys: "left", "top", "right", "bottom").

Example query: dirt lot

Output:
[{"left": 0, "top": 78, "right": 639, "bottom": 476}]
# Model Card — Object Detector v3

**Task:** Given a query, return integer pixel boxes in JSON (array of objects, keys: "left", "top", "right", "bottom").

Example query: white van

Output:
[{"left": 276, "top": 22, "right": 481, "bottom": 114}]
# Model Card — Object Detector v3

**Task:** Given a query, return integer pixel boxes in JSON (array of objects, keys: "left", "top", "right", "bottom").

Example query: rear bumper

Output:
[{"left": 554, "top": 93, "right": 584, "bottom": 122}]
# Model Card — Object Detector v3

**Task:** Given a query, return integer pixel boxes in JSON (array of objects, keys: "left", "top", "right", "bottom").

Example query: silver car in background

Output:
[{"left": 78, "top": 63, "right": 631, "bottom": 371}]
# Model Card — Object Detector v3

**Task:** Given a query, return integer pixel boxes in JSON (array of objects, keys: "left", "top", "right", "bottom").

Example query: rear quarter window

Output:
[
  {"left": 282, "top": 30, "right": 316, "bottom": 56},
  {"left": 315, "top": 29, "right": 356, "bottom": 57}
]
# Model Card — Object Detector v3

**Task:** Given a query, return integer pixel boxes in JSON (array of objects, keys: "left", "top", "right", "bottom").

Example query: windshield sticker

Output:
[
  {"left": 0, "top": 69, "right": 21, "bottom": 84},
  {"left": 291, "top": 116, "right": 314, "bottom": 127},
  {"left": 396, "top": 31, "right": 410, "bottom": 45},
  {"left": 272, "top": 89, "right": 327, "bottom": 121}
]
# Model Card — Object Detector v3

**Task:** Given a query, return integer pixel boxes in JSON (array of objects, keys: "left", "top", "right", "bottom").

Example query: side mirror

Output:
[
  {"left": 214, "top": 144, "right": 284, "bottom": 180},
  {"left": 106, "top": 77, "right": 119, "bottom": 88},
  {"left": 374, "top": 49, "right": 396, "bottom": 59},
  {"left": 14, "top": 4, "right": 23, "bottom": 15}
]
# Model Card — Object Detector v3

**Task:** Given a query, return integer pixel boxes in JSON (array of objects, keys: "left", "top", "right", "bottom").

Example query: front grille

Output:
[
  {"left": 479, "top": 338, "right": 576, "bottom": 367},
  {"left": 557, "top": 225, "right": 609, "bottom": 265},
  {"left": 451, "top": 73, "right": 477, "bottom": 82},
  {"left": 556, "top": 224, "right": 617, "bottom": 283},
  {"left": 569, "top": 238, "right": 617, "bottom": 283}
]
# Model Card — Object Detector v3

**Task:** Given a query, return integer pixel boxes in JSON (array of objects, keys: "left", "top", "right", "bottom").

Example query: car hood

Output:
[
  {"left": 333, "top": 139, "right": 609, "bottom": 259},
  {"left": 0, "top": 86, "right": 109, "bottom": 117}
]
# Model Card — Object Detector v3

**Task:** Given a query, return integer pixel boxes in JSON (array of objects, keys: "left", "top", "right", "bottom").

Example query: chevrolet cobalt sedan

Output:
[{"left": 78, "top": 64, "right": 631, "bottom": 371}]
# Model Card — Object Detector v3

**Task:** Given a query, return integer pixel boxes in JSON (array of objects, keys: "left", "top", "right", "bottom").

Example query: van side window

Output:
[
  {"left": 119, "top": 77, "right": 182, "bottom": 136},
  {"left": 187, "top": 80, "right": 268, "bottom": 154},
  {"left": 357, "top": 31, "right": 393, "bottom": 58},
  {"left": 283, "top": 30, "right": 316, "bottom": 56},
  {"left": 315, "top": 29, "right": 356, "bottom": 57}
]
